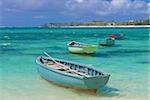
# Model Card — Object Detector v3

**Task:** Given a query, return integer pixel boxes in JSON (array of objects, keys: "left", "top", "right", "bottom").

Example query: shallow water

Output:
[{"left": 0, "top": 27, "right": 149, "bottom": 100}]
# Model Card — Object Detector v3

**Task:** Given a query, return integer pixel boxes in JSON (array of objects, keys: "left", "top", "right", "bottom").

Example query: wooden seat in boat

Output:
[{"left": 40, "top": 58, "right": 88, "bottom": 77}]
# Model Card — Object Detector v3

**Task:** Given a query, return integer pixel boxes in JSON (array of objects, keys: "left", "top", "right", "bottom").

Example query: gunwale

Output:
[{"left": 37, "top": 56, "right": 109, "bottom": 78}]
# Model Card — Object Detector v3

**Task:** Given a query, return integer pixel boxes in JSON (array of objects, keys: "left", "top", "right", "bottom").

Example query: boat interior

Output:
[
  {"left": 39, "top": 57, "right": 104, "bottom": 77},
  {"left": 68, "top": 41, "right": 88, "bottom": 47}
]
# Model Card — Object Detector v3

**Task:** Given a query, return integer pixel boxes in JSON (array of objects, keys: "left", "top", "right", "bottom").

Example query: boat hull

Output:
[
  {"left": 99, "top": 38, "right": 115, "bottom": 47},
  {"left": 38, "top": 65, "right": 86, "bottom": 89},
  {"left": 106, "top": 38, "right": 115, "bottom": 46},
  {"left": 68, "top": 45, "right": 97, "bottom": 54},
  {"left": 37, "top": 59, "right": 110, "bottom": 90}
]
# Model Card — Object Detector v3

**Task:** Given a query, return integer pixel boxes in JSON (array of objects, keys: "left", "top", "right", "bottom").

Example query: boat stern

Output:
[{"left": 83, "top": 74, "right": 110, "bottom": 89}]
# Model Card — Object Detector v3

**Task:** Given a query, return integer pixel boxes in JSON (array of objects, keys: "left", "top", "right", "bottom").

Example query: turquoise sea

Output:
[{"left": 0, "top": 27, "right": 149, "bottom": 100}]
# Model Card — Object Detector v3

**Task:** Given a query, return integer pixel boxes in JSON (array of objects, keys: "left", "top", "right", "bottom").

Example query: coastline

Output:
[
  {"left": 57, "top": 25, "right": 150, "bottom": 28},
  {"left": 0, "top": 25, "right": 150, "bottom": 28}
]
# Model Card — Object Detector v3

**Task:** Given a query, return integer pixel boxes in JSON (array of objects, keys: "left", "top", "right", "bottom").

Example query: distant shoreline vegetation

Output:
[
  {"left": 43, "top": 19, "right": 150, "bottom": 27},
  {"left": 0, "top": 19, "right": 149, "bottom": 28}
]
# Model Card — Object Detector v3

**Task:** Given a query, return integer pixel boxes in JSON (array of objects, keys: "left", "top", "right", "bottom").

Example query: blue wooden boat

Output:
[{"left": 36, "top": 52, "right": 110, "bottom": 90}]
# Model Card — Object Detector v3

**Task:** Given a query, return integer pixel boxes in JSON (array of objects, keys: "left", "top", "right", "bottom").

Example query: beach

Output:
[{"left": 0, "top": 27, "right": 149, "bottom": 100}]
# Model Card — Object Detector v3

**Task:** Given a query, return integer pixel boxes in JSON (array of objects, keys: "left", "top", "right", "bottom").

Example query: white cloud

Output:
[
  {"left": 1, "top": 0, "right": 149, "bottom": 18},
  {"left": 65, "top": 0, "right": 149, "bottom": 16},
  {"left": 75, "top": 0, "right": 84, "bottom": 3},
  {"left": 147, "top": 3, "right": 150, "bottom": 14},
  {"left": 132, "top": 0, "right": 146, "bottom": 9},
  {"left": 111, "top": 0, "right": 130, "bottom": 9}
]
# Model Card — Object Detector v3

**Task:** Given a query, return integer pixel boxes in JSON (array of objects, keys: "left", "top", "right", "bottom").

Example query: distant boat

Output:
[
  {"left": 67, "top": 41, "right": 98, "bottom": 54},
  {"left": 36, "top": 52, "right": 110, "bottom": 91},
  {"left": 109, "top": 33, "right": 124, "bottom": 40},
  {"left": 99, "top": 38, "right": 115, "bottom": 47}
]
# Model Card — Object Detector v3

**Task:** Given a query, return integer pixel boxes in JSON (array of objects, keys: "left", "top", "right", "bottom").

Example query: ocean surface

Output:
[{"left": 0, "top": 27, "right": 149, "bottom": 100}]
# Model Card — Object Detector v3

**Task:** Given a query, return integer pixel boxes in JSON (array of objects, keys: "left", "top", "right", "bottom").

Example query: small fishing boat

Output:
[
  {"left": 109, "top": 33, "right": 124, "bottom": 40},
  {"left": 99, "top": 38, "right": 115, "bottom": 47},
  {"left": 36, "top": 52, "right": 110, "bottom": 91},
  {"left": 67, "top": 41, "right": 98, "bottom": 54}
]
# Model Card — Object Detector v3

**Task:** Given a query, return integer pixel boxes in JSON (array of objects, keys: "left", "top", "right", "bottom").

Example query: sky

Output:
[{"left": 0, "top": 0, "right": 150, "bottom": 27}]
